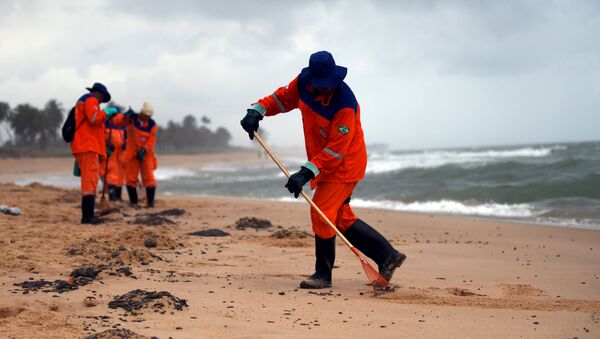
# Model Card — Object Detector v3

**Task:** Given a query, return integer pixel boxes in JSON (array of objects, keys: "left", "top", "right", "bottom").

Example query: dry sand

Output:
[{"left": 0, "top": 156, "right": 599, "bottom": 338}]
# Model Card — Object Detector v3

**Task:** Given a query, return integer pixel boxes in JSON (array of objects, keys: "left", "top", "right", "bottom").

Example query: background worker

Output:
[
  {"left": 112, "top": 102, "right": 158, "bottom": 208},
  {"left": 241, "top": 51, "right": 406, "bottom": 289},
  {"left": 70, "top": 82, "right": 119, "bottom": 224},
  {"left": 100, "top": 119, "right": 127, "bottom": 201}
]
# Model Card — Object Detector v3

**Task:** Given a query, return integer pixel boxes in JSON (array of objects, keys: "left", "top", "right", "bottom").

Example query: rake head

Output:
[{"left": 352, "top": 247, "right": 389, "bottom": 289}]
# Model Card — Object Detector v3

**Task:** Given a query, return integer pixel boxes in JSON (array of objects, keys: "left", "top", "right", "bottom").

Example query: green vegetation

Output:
[{"left": 0, "top": 100, "right": 233, "bottom": 157}]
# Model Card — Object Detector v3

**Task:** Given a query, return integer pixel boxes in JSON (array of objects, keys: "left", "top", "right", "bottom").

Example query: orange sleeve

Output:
[
  {"left": 307, "top": 108, "right": 357, "bottom": 177},
  {"left": 143, "top": 124, "right": 157, "bottom": 152},
  {"left": 83, "top": 97, "right": 106, "bottom": 126},
  {"left": 109, "top": 113, "right": 132, "bottom": 128},
  {"left": 255, "top": 76, "right": 300, "bottom": 117}
]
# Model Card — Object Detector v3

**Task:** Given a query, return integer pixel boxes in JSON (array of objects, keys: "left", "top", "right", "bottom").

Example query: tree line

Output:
[{"left": 0, "top": 99, "right": 233, "bottom": 156}]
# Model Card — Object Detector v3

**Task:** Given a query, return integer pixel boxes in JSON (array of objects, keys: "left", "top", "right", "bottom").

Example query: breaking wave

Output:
[
  {"left": 366, "top": 146, "right": 564, "bottom": 174},
  {"left": 349, "top": 199, "right": 539, "bottom": 218},
  {"left": 154, "top": 167, "right": 196, "bottom": 181}
]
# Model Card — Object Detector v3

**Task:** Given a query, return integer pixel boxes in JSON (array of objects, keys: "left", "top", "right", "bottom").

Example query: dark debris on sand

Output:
[
  {"left": 108, "top": 289, "right": 188, "bottom": 315},
  {"left": 270, "top": 229, "right": 310, "bottom": 239},
  {"left": 70, "top": 265, "right": 106, "bottom": 285},
  {"left": 85, "top": 328, "right": 149, "bottom": 339},
  {"left": 447, "top": 287, "right": 485, "bottom": 297},
  {"left": 14, "top": 279, "right": 78, "bottom": 294},
  {"left": 108, "top": 266, "right": 135, "bottom": 278},
  {"left": 144, "top": 238, "right": 157, "bottom": 248},
  {"left": 189, "top": 229, "right": 230, "bottom": 237},
  {"left": 14, "top": 264, "right": 138, "bottom": 294},
  {"left": 154, "top": 208, "right": 186, "bottom": 217},
  {"left": 372, "top": 285, "right": 396, "bottom": 297},
  {"left": 235, "top": 217, "right": 272, "bottom": 231},
  {"left": 132, "top": 214, "right": 175, "bottom": 226},
  {"left": 131, "top": 208, "right": 186, "bottom": 226},
  {"left": 14, "top": 264, "right": 106, "bottom": 294}
]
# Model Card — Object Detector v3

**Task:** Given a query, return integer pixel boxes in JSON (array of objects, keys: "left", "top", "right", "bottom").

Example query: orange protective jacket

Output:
[
  {"left": 112, "top": 113, "right": 157, "bottom": 162},
  {"left": 105, "top": 125, "right": 125, "bottom": 152},
  {"left": 256, "top": 75, "right": 367, "bottom": 187},
  {"left": 101, "top": 124, "right": 126, "bottom": 186},
  {"left": 70, "top": 94, "right": 107, "bottom": 156},
  {"left": 105, "top": 124, "right": 126, "bottom": 163}
]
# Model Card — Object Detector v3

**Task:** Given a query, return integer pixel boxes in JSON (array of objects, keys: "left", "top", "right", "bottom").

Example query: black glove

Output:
[
  {"left": 285, "top": 166, "right": 315, "bottom": 198},
  {"left": 121, "top": 143, "right": 127, "bottom": 151},
  {"left": 137, "top": 148, "right": 147, "bottom": 161},
  {"left": 240, "top": 109, "right": 263, "bottom": 140}
]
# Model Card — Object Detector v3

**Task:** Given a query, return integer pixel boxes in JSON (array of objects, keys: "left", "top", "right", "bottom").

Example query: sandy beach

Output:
[{"left": 0, "top": 156, "right": 599, "bottom": 338}]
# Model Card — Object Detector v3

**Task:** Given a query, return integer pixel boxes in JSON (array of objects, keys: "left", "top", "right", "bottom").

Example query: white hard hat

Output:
[{"left": 141, "top": 102, "right": 154, "bottom": 117}]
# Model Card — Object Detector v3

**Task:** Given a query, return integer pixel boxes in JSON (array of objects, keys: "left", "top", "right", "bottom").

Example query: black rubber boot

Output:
[
  {"left": 115, "top": 186, "right": 123, "bottom": 201},
  {"left": 146, "top": 187, "right": 155, "bottom": 208},
  {"left": 344, "top": 219, "right": 406, "bottom": 282},
  {"left": 300, "top": 235, "right": 335, "bottom": 289},
  {"left": 81, "top": 196, "right": 103, "bottom": 224},
  {"left": 126, "top": 185, "right": 138, "bottom": 206},
  {"left": 108, "top": 185, "right": 118, "bottom": 201}
]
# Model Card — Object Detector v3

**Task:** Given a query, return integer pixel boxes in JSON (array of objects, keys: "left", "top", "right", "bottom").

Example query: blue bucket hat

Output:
[
  {"left": 86, "top": 82, "right": 111, "bottom": 103},
  {"left": 301, "top": 51, "right": 347, "bottom": 89}
]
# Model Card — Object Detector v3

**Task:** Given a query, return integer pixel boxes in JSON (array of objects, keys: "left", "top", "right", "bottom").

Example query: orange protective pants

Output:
[
  {"left": 310, "top": 182, "right": 358, "bottom": 239},
  {"left": 126, "top": 155, "right": 156, "bottom": 188},
  {"left": 75, "top": 152, "right": 100, "bottom": 197},
  {"left": 100, "top": 153, "right": 126, "bottom": 186}
]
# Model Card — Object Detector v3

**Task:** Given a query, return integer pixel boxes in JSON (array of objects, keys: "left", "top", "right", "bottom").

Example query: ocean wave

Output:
[
  {"left": 273, "top": 196, "right": 538, "bottom": 218},
  {"left": 154, "top": 168, "right": 196, "bottom": 181},
  {"left": 366, "top": 146, "right": 563, "bottom": 174},
  {"left": 536, "top": 217, "right": 600, "bottom": 229},
  {"left": 349, "top": 199, "right": 539, "bottom": 218}
]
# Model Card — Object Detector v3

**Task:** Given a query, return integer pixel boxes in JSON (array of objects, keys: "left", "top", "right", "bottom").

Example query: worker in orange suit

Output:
[
  {"left": 241, "top": 51, "right": 406, "bottom": 289},
  {"left": 70, "top": 83, "right": 119, "bottom": 224},
  {"left": 99, "top": 120, "right": 127, "bottom": 201},
  {"left": 112, "top": 102, "right": 157, "bottom": 208}
]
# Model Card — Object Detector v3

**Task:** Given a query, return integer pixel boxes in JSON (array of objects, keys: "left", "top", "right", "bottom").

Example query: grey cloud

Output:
[{"left": 0, "top": 0, "right": 598, "bottom": 149}]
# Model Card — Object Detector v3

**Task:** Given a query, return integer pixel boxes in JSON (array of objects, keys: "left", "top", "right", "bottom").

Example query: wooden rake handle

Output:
[{"left": 253, "top": 131, "right": 356, "bottom": 250}]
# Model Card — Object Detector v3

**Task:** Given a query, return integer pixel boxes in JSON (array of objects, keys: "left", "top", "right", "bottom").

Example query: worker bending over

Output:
[
  {"left": 113, "top": 102, "right": 158, "bottom": 208},
  {"left": 241, "top": 51, "right": 406, "bottom": 288}
]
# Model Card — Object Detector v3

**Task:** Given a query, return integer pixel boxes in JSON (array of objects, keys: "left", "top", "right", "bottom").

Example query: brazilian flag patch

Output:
[{"left": 338, "top": 126, "right": 350, "bottom": 135}]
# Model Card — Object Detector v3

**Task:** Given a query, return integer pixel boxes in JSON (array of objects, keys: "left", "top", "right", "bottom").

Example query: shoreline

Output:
[
  {"left": 1, "top": 154, "right": 598, "bottom": 232},
  {"left": 165, "top": 192, "right": 600, "bottom": 232}
]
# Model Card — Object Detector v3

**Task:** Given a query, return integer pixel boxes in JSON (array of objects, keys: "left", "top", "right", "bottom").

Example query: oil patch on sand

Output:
[
  {"left": 189, "top": 229, "right": 231, "bottom": 237},
  {"left": 85, "top": 328, "right": 150, "bottom": 339},
  {"left": 108, "top": 289, "right": 188, "bottom": 315},
  {"left": 235, "top": 217, "right": 272, "bottom": 230}
]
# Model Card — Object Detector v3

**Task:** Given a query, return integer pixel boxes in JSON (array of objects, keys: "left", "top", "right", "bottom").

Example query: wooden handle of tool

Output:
[{"left": 253, "top": 131, "right": 355, "bottom": 249}]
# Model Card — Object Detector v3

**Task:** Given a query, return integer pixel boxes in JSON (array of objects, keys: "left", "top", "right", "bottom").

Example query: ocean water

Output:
[
  {"left": 157, "top": 141, "right": 600, "bottom": 229},
  {"left": 16, "top": 141, "right": 600, "bottom": 229}
]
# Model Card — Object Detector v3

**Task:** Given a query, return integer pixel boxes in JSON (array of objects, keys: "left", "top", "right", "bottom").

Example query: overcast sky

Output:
[{"left": 0, "top": 0, "right": 598, "bottom": 150}]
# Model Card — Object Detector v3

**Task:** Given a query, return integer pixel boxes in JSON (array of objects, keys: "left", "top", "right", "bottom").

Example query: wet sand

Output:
[
  {"left": 0, "top": 153, "right": 263, "bottom": 183},
  {"left": 0, "top": 180, "right": 599, "bottom": 338}
]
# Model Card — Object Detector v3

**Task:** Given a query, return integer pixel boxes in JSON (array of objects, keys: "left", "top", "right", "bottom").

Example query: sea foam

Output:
[
  {"left": 154, "top": 167, "right": 196, "bottom": 181},
  {"left": 366, "top": 146, "right": 562, "bottom": 174},
  {"left": 350, "top": 199, "right": 538, "bottom": 217}
]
